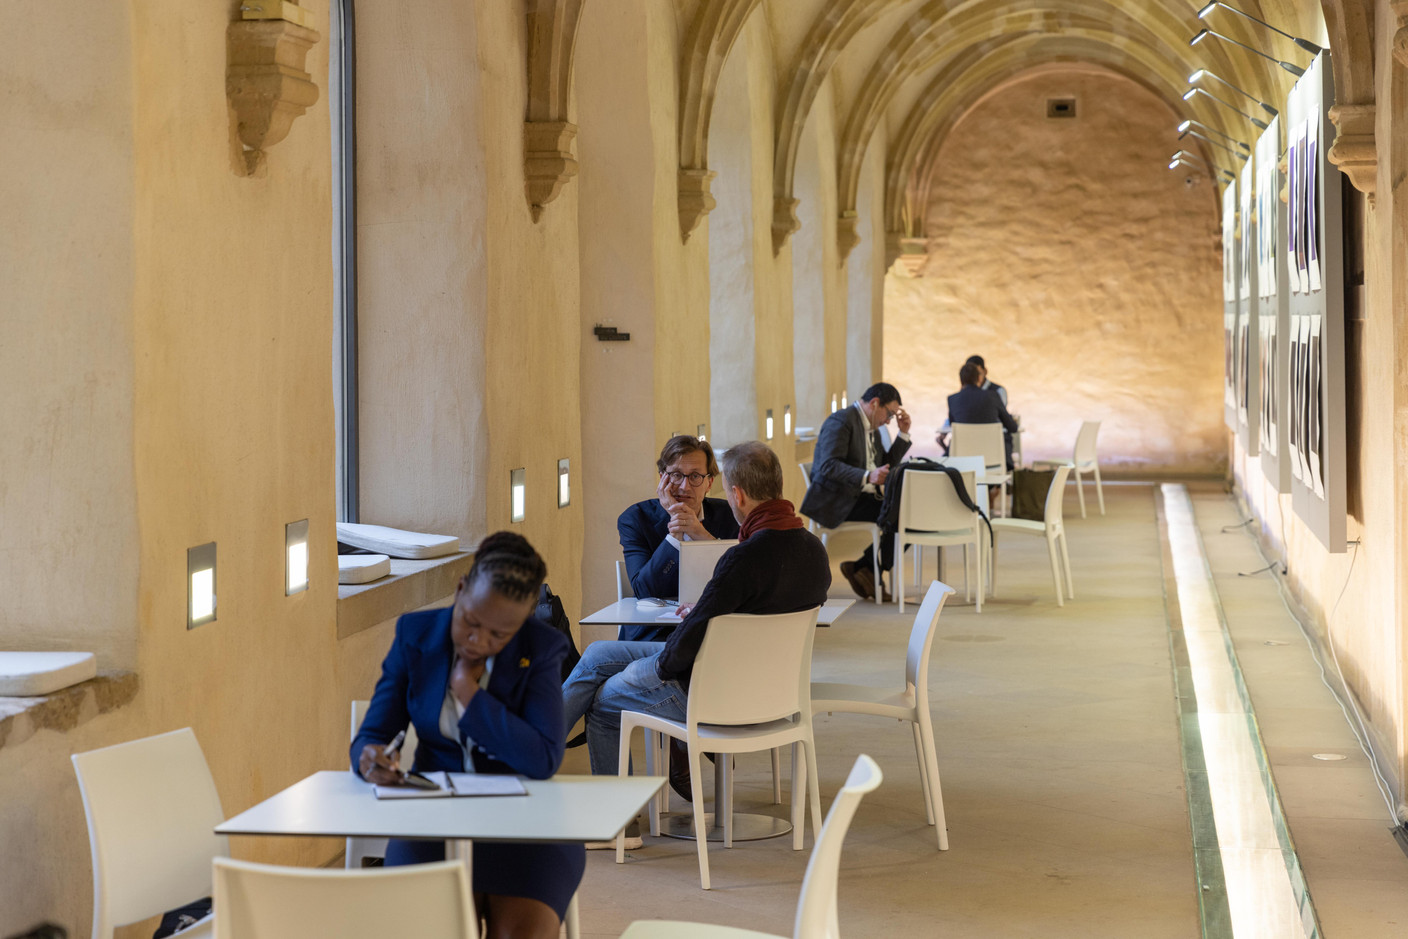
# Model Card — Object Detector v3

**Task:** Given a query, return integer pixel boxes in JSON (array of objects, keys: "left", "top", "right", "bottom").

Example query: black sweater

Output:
[{"left": 655, "top": 527, "right": 832, "bottom": 686}]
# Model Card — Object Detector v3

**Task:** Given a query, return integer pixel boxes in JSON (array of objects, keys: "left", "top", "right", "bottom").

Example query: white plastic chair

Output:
[
  {"left": 617, "top": 608, "right": 824, "bottom": 889},
  {"left": 990, "top": 464, "right": 1074, "bottom": 606},
  {"left": 347, "top": 700, "right": 420, "bottom": 868},
  {"left": 615, "top": 559, "right": 634, "bottom": 600},
  {"left": 1034, "top": 420, "right": 1103, "bottom": 517},
  {"left": 811, "top": 581, "right": 955, "bottom": 850},
  {"left": 619, "top": 754, "right": 883, "bottom": 939},
  {"left": 950, "top": 422, "right": 1011, "bottom": 516},
  {"left": 893, "top": 469, "right": 985, "bottom": 613},
  {"left": 800, "top": 462, "right": 883, "bottom": 604},
  {"left": 71, "top": 728, "right": 228, "bottom": 939},
  {"left": 214, "top": 857, "right": 477, "bottom": 938}
]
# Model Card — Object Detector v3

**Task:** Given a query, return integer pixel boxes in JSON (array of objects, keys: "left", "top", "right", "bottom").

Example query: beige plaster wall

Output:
[
  {"left": 884, "top": 67, "right": 1225, "bottom": 473},
  {"left": 847, "top": 126, "right": 886, "bottom": 402},
  {"left": 356, "top": 0, "right": 490, "bottom": 545},
  {"left": 1235, "top": 0, "right": 1408, "bottom": 801},
  {"left": 0, "top": 0, "right": 139, "bottom": 667}
]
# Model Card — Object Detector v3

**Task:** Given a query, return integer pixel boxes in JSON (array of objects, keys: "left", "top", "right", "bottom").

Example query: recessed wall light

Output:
[
  {"left": 697, "top": 423, "right": 707, "bottom": 441},
  {"left": 830, "top": 394, "right": 838, "bottom": 413},
  {"left": 784, "top": 405, "right": 792, "bottom": 435},
  {"left": 766, "top": 409, "right": 774, "bottom": 440},
  {"left": 286, "top": 519, "right": 309, "bottom": 595},
  {"left": 188, "top": 542, "right": 217, "bottom": 628},
  {"left": 511, "top": 468, "right": 526, "bottom": 523},
  {"left": 557, "top": 459, "right": 570, "bottom": 508},
  {"left": 841, "top": 391, "right": 848, "bottom": 408}
]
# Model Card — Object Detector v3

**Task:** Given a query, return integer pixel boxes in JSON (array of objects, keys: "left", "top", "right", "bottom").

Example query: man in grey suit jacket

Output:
[{"left": 800, "top": 382, "right": 911, "bottom": 600}]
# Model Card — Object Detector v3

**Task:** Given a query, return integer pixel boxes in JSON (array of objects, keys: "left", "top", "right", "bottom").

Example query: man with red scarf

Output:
[{"left": 561, "top": 441, "right": 830, "bottom": 843}]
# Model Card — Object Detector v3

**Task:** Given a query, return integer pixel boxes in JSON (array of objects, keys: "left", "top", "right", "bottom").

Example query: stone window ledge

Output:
[
  {"left": 0, "top": 671, "right": 139, "bottom": 751},
  {"left": 337, "top": 552, "right": 475, "bottom": 639}
]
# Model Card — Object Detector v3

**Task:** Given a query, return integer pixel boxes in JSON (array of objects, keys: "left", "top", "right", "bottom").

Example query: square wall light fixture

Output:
[
  {"left": 766, "top": 409, "right": 774, "bottom": 440},
  {"left": 511, "top": 468, "right": 526, "bottom": 522},
  {"left": 557, "top": 459, "right": 570, "bottom": 508},
  {"left": 188, "top": 542, "right": 217, "bottom": 629},
  {"left": 697, "top": 423, "right": 707, "bottom": 441},
  {"left": 286, "top": 519, "right": 309, "bottom": 595},
  {"left": 784, "top": 405, "right": 792, "bottom": 436}
]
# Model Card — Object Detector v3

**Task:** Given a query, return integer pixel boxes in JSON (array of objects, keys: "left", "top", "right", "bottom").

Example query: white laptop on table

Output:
[{"left": 678, "top": 539, "right": 739, "bottom": 604}]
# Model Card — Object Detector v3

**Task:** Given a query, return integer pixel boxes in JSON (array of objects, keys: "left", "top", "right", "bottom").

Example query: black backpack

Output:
[{"left": 535, "top": 583, "right": 581, "bottom": 680}]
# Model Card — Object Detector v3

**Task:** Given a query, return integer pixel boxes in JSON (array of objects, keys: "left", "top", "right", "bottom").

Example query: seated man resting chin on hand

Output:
[
  {"left": 616, "top": 435, "right": 740, "bottom": 642},
  {"left": 562, "top": 441, "right": 831, "bottom": 840}
]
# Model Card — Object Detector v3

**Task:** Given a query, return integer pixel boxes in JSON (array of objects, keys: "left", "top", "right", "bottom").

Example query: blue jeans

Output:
[{"left": 561, "top": 641, "right": 687, "bottom": 776}]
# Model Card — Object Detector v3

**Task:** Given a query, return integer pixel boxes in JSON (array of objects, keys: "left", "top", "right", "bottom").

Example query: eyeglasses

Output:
[
  {"left": 884, "top": 406, "right": 900, "bottom": 421},
  {"left": 664, "top": 471, "right": 712, "bottom": 487}
]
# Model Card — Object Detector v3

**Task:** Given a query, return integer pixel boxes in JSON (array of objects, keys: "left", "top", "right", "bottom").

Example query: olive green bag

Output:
[{"left": 1009, "top": 468, "right": 1056, "bottom": 521}]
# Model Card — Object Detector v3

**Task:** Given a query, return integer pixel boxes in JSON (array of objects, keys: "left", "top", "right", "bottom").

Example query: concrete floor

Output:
[{"left": 563, "top": 482, "right": 1408, "bottom": 938}]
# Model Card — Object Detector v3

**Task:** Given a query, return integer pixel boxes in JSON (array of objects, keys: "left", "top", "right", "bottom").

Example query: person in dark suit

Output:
[
  {"left": 799, "top": 382, "right": 911, "bottom": 601},
  {"left": 967, "top": 354, "right": 1007, "bottom": 407},
  {"left": 563, "top": 441, "right": 829, "bottom": 782},
  {"left": 353, "top": 532, "right": 581, "bottom": 939},
  {"left": 945, "top": 361, "right": 1019, "bottom": 469},
  {"left": 616, "top": 435, "right": 740, "bottom": 642}
]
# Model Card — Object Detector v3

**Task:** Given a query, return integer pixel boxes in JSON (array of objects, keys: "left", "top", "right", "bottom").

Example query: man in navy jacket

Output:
[
  {"left": 616, "top": 435, "right": 740, "bottom": 641},
  {"left": 946, "top": 362, "right": 1019, "bottom": 468}
]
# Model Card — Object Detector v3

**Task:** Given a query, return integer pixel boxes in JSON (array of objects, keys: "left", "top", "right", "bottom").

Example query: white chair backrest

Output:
[
  {"left": 799, "top": 461, "right": 812, "bottom": 486},
  {"left": 905, "top": 581, "right": 956, "bottom": 693},
  {"left": 71, "top": 728, "right": 229, "bottom": 938},
  {"left": 792, "top": 754, "right": 884, "bottom": 939},
  {"left": 950, "top": 422, "right": 1005, "bottom": 470},
  {"left": 615, "top": 559, "right": 634, "bottom": 600},
  {"left": 898, "top": 469, "right": 977, "bottom": 533},
  {"left": 1073, "top": 421, "right": 1101, "bottom": 464},
  {"left": 934, "top": 455, "right": 985, "bottom": 476},
  {"left": 214, "top": 857, "right": 478, "bottom": 939},
  {"left": 687, "top": 609, "right": 820, "bottom": 726},
  {"left": 678, "top": 539, "right": 739, "bottom": 604},
  {"left": 1045, "top": 464, "right": 1074, "bottom": 527},
  {"left": 352, "top": 700, "right": 419, "bottom": 769}
]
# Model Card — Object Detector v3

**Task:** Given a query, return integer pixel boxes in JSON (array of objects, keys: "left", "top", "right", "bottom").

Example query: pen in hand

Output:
[{"left": 382, "top": 730, "right": 406, "bottom": 778}]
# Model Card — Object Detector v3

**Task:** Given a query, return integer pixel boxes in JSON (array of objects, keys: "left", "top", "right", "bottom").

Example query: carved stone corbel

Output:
[
  {"left": 1393, "top": 1, "right": 1408, "bottom": 68},
  {"left": 226, "top": 5, "right": 320, "bottom": 178},
  {"left": 837, "top": 211, "right": 861, "bottom": 262},
  {"left": 524, "top": 121, "right": 579, "bottom": 222},
  {"left": 1328, "top": 103, "right": 1378, "bottom": 198},
  {"left": 679, "top": 169, "right": 718, "bottom": 243},
  {"left": 896, "top": 236, "right": 928, "bottom": 277},
  {"left": 771, "top": 197, "right": 801, "bottom": 255}
]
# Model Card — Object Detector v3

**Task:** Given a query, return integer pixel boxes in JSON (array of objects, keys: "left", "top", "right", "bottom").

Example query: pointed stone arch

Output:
[
  {"left": 677, "top": 0, "right": 764, "bottom": 241},
  {"left": 524, "top": 0, "right": 586, "bottom": 220}
]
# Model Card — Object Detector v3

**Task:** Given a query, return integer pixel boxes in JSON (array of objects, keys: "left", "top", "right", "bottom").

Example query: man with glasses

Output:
[
  {"left": 800, "top": 382, "right": 911, "bottom": 601},
  {"left": 616, "top": 435, "right": 740, "bottom": 642}
]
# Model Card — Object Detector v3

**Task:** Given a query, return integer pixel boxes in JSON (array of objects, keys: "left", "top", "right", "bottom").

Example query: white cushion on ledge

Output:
[
  {"left": 336, "top": 523, "right": 460, "bottom": 559},
  {"left": 339, "top": 554, "right": 392, "bottom": 584},
  {"left": 0, "top": 651, "right": 98, "bottom": 697}
]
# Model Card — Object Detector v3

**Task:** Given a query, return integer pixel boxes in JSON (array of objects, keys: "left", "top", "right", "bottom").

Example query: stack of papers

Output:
[
  {"left": 337, "top": 523, "right": 460, "bottom": 559},
  {"left": 373, "top": 772, "right": 527, "bottom": 799}
]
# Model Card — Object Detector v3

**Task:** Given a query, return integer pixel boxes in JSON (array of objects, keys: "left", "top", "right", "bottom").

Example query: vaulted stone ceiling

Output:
[{"left": 532, "top": 0, "right": 1378, "bottom": 250}]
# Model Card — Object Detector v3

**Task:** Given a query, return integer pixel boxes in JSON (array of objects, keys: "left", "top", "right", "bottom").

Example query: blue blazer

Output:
[
  {"left": 947, "top": 385, "right": 1019, "bottom": 433},
  {"left": 351, "top": 607, "right": 569, "bottom": 780}
]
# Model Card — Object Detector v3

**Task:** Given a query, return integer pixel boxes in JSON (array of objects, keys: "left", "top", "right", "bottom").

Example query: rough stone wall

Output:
[{"left": 885, "top": 66, "right": 1226, "bottom": 474}]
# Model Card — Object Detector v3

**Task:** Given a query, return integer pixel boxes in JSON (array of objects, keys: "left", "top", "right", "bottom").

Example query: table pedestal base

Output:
[{"left": 658, "top": 811, "right": 791, "bottom": 842}]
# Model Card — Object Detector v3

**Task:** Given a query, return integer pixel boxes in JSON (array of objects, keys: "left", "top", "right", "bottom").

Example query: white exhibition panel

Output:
[
  {"left": 1256, "top": 118, "right": 1292, "bottom": 494},
  {"left": 1236, "top": 155, "right": 1259, "bottom": 456},
  {"left": 1222, "top": 178, "right": 1239, "bottom": 433}
]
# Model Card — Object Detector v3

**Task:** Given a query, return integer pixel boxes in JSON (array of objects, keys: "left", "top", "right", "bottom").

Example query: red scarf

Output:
[{"left": 738, "top": 499, "right": 806, "bottom": 542}]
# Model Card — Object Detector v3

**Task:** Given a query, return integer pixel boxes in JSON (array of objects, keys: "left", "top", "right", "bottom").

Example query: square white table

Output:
[{"left": 580, "top": 597, "right": 855, "bottom": 630}]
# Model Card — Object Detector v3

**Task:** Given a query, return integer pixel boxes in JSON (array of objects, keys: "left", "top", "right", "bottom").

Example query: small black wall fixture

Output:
[{"left": 593, "top": 325, "right": 631, "bottom": 342}]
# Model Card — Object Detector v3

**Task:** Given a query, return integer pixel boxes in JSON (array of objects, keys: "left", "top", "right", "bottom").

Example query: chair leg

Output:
[
  {"left": 897, "top": 535, "right": 907, "bottom": 614},
  {"left": 916, "top": 709, "right": 949, "bottom": 851},
  {"left": 690, "top": 742, "right": 711, "bottom": 889},
  {"left": 565, "top": 892, "right": 581, "bottom": 939},
  {"left": 720, "top": 755, "right": 733, "bottom": 848},
  {"left": 1046, "top": 532, "right": 1064, "bottom": 607},
  {"left": 910, "top": 721, "right": 935, "bottom": 825},
  {"left": 617, "top": 722, "right": 636, "bottom": 864},
  {"left": 771, "top": 747, "right": 782, "bottom": 804},
  {"left": 803, "top": 736, "right": 823, "bottom": 846},
  {"left": 974, "top": 536, "right": 983, "bottom": 614},
  {"left": 790, "top": 742, "right": 805, "bottom": 851},
  {"left": 1093, "top": 464, "right": 1105, "bottom": 515},
  {"left": 961, "top": 545, "right": 970, "bottom": 602},
  {"left": 1059, "top": 531, "right": 1075, "bottom": 599},
  {"left": 989, "top": 532, "right": 999, "bottom": 595},
  {"left": 1074, "top": 468, "right": 1087, "bottom": 518}
]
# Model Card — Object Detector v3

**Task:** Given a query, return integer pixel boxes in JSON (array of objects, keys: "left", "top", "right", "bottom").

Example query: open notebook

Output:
[{"left": 373, "top": 772, "right": 527, "bottom": 799}]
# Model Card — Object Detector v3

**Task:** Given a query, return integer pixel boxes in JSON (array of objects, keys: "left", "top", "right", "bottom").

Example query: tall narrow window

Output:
[{"left": 331, "top": 0, "right": 359, "bottom": 522}]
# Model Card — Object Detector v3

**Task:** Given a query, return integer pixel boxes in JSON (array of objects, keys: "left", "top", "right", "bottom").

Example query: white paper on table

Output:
[
  {"left": 655, "top": 611, "right": 683, "bottom": 623},
  {"left": 445, "top": 773, "right": 527, "bottom": 797}
]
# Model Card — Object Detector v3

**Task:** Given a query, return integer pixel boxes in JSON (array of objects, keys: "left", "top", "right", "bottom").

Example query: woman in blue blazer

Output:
[{"left": 352, "top": 532, "right": 582, "bottom": 939}]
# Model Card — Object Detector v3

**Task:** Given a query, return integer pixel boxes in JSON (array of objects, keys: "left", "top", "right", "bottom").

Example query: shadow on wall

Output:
[{"left": 885, "top": 66, "right": 1225, "bottom": 476}]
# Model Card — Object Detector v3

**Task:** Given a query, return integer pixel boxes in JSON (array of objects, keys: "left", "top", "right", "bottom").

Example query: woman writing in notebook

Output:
[{"left": 352, "top": 532, "right": 581, "bottom": 939}]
